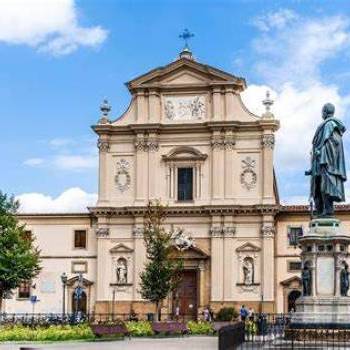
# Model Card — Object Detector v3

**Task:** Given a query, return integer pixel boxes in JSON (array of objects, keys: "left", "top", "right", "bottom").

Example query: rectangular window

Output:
[
  {"left": 18, "top": 281, "right": 31, "bottom": 299},
  {"left": 177, "top": 167, "right": 193, "bottom": 201},
  {"left": 74, "top": 230, "right": 87, "bottom": 249},
  {"left": 288, "top": 261, "right": 302, "bottom": 271},
  {"left": 288, "top": 226, "right": 303, "bottom": 246}
]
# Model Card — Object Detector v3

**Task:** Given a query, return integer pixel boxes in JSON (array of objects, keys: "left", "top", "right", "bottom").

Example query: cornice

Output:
[
  {"left": 88, "top": 204, "right": 280, "bottom": 218},
  {"left": 92, "top": 120, "right": 280, "bottom": 136}
]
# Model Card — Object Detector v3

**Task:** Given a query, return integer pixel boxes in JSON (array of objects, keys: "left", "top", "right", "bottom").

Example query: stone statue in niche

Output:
[
  {"left": 243, "top": 257, "right": 254, "bottom": 285},
  {"left": 302, "top": 263, "right": 312, "bottom": 296},
  {"left": 340, "top": 261, "right": 349, "bottom": 296},
  {"left": 116, "top": 258, "right": 128, "bottom": 284}
]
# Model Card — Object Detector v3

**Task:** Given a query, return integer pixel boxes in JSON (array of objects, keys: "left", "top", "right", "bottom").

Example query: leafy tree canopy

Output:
[
  {"left": 139, "top": 200, "right": 183, "bottom": 319},
  {"left": 0, "top": 192, "right": 41, "bottom": 310}
]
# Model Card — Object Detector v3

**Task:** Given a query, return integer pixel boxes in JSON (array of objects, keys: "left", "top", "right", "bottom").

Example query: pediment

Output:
[
  {"left": 171, "top": 245, "right": 209, "bottom": 260},
  {"left": 162, "top": 146, "right": 207, "bottom": 162},
  {"left": 66, "top": 276, "right": 93, "bottom": 287},
  {"left": 127, "top": 58, "right": 246, "bottom": 91},
  {"left": 110, "top": 243, "right": 134, "bottom": 254},
  {"left": 280, "top": 276, "right": 302, "bottom": 287},
  {"left": 236, "top": 242, "right": 261, "bottom": 252}
]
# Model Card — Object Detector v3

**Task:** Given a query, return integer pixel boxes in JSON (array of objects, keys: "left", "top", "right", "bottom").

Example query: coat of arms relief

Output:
[{"left": 164, "top": 95, "right": 206, "bottom": 121}]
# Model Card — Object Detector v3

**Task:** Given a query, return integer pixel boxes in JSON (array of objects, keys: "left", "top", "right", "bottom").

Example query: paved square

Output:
[{"left": 0, "top": 336, "right": 217, "bottom": 350}]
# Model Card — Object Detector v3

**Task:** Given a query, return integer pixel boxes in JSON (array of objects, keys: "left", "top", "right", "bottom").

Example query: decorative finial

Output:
[
  {"left": 98, "top": 98, "right": 111, "bottom": 124},
  {"left": 179, "top": 29, "right": 194, "bottom": 60},
  {"left": 262, "top": 90, "right": 274, "bottom": 119}
]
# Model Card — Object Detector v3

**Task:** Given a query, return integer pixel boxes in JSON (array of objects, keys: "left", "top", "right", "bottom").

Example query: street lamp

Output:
[{"left": 60, "top": 272, "right": 68, "bottom": 317}]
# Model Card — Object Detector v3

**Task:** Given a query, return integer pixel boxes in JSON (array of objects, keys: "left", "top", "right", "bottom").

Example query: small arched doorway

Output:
[
  {"left": 288, "top": 290, "right": 301, "bottom": 312},
  {"left": 72, "top": 289, "right": 87, "bottom": 314}
]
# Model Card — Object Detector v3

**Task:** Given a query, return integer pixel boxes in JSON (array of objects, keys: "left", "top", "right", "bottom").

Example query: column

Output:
[
  {"left": 262, "top": 133, "right": 275, "bottom": 204},
  {"left": 97, "top": 137, "right": 109, "bottom": 205},
  {"left": 210, "top": 217, "right": 224, "bottom": 301},
  {"left": 261, "top": 220, "right": 275, "bottom": 311},
  {"left": 335, "top": 254, "right": 342, "bottom": 297}
]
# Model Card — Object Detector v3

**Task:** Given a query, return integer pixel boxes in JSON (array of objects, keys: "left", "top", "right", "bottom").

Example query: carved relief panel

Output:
[{"left": 163, "top": 95, "right": 206, "bottom": 121}]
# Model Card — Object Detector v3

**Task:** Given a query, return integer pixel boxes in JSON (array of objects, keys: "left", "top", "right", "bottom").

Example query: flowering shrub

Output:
[
  {"left": 126, "top": 321, "right": 153, "bottom": 336},
  {"left": 0, "top": 324, "right": 94, "bottom": 342},
  {"left": 187, "top": 321, "right": 214, "bottom": 335}
]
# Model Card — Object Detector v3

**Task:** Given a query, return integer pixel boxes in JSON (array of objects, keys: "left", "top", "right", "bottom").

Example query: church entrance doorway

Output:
[
  {"left": 288, "top": 290, "right": 301, "bottom": 312},
  {"left": 72, "top": 290, "right": 87, "bottom": 314},
  {"left": 172, "top": 270, "right": 198, "bottom": 320}
]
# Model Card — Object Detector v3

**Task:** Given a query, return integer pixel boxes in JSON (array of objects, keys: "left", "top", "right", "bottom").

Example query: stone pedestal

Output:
[{"left": 292, "top": 217, "right": 350, "bottom": 327}]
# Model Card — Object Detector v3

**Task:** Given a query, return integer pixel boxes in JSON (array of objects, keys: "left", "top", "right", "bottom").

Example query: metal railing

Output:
[{"left": 219, "top": 313, "right": 350, "bottom": 349}]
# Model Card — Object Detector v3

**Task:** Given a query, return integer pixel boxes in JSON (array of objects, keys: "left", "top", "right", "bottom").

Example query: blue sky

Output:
[{"left": 1, "top": 0, "right": 350, "bottom": 212}]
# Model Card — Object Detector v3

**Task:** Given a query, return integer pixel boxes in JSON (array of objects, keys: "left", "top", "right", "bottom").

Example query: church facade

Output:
[{"left": 4, "top": 50, "right": 350, "bottom": 318}]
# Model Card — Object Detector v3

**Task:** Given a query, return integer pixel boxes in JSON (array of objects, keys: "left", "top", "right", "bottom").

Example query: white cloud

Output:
[
  {"left": 53, "top": 155, "right": 97, "bottom": 170},
  {"left": 242, "top": 83, "right": 350, "bottom": 171},
  {"left": 17, "top": 187, "right": 97, "bottom": 213},
  {"left": 49, "top": 138, "right": 74, "bottom": 147},
  {"left": 241, "top": 11, "right": 350, "bottom": 203},
  {"left": 252, "top": 9, "right": 298, "bottom": 32},
  {"left": 0, "top": 0, "right": 108, "bottom": 56},
  {"left": 253, "top": 14, "right": 350, "bottom": 87},
  {"left": 23, "top": 158, "right": 44, "bottom": 166}
]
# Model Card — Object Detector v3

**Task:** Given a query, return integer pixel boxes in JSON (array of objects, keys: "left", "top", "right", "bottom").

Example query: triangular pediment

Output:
[
  {"left": 127, "top": 58, "right": 246, "bottom": 91},
  {"left": 280, "top": 276, "right": 302, "bottom": 287},
  {"left": 236, "top": 242, "right": 261, "bottom": 252},
  {"left": 110, "top": 243, "right": 134, "bottom": 253},
  {"left": 162, "top": 71, "right": 208, "bottom": 85},
  {"left": 171, "top": 245, "right": 209, "bottom": 260}
]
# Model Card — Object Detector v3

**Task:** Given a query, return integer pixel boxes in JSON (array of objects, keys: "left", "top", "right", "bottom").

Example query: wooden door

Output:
[{"left": 173, "top": 270, "right": 198, "bottom": 320}]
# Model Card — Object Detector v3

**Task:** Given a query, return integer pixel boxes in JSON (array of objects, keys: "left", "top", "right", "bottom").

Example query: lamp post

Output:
[{"left": 60, "top": 272, "right": 68, "bottom": 317}]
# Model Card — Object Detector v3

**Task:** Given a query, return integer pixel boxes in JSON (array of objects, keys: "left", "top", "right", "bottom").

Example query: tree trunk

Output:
[
  {"left": 0, "top": 288, "right": 3, "bottom": 313},
  {"left": 155, "top": 301, "right": 161, "bottom": 322}
]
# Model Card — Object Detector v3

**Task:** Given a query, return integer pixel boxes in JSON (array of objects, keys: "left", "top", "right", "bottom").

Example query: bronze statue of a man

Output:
[{"left": 306, "top": 103, "right": 347, "bottom": 217}]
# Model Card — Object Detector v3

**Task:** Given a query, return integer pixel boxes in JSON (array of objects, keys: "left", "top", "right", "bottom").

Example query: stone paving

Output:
[{"left": 0, "top": 336, "right": 217, "bottom": 350}]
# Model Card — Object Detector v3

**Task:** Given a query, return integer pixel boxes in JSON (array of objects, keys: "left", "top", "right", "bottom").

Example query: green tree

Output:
[
  {"left": 0, "top": 192, "right": 41, "bottom": 311},
  {"left": 139, "top": 200, "right": 183, "bottom": 321}
]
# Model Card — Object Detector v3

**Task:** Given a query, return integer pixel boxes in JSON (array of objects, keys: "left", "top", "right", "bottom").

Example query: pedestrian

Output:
[
  {"left": 240, "top": 304, "right": 248, "bottom": 322},
  {"left": 203, "top": 305, "right": 212, "bottom": 322},
  {"left": 248, "top": 307, "right": 255, "bottom": 321}
]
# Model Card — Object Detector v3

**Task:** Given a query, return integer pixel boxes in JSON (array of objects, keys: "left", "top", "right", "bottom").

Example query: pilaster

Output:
[
  {"left": 261, "top": 220, "right": 275, "bottom": 305},
  {"left": 224, "top": 88, "right": 235, "bottom": 121},
  {"left": 97, "top": 137, "right": 110, "bottom": 205},
  {"left": 261, "top": 133, "right": 275, "bottom": 205},
  {"left": 133, "top": 219, "right": 145, "bottom": 300},
  {"left": 210, "top": 216, "right": 224, "bottom": 301},
  {"left": 212, "top": 87, "right": 222, "bottom": 120},
  {"left": 211, "top": 131, "right": 224, "bottom": 201}
]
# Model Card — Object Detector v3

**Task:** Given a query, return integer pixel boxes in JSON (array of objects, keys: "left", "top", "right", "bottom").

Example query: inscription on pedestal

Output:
[{"left": 317, "top": 256, "right": 334, "bottom": 295}]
